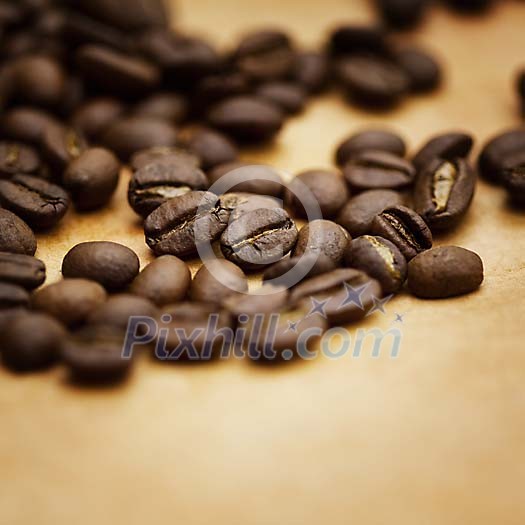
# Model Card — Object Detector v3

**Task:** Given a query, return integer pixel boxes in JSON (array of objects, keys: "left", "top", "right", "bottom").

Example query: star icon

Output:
[
  {"left": 366, "top": 294, "right": 394, "bottom": 317},
  {"left": 286, "top": 320, "right": 299, "bottom": 333},
  {"left": 339, "top": 281, "right": 370, "bottom": 310},
  {"left": 308, "top": 297, "right": 330, "bottom": 319},
  {"left": 394, "top": 313, "right": 405, "bottom": 324}
]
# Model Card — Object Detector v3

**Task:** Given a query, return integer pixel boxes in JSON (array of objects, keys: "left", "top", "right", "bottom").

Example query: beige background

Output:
[{"left": 1, "top": 1, "right": 525, "bottom": 523}]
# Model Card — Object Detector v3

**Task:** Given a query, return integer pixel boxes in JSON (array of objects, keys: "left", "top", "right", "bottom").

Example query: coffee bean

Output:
[
  {"left": 1, "top": 107, "right": 59, "bottom": 145},
  {"left": 293, "top": 220, "right": 350, "bottom": 264},
  {"left": 0, "top": 281, "right": 30, "bottom": 309},
  {"left": 144, "top": 191, "right": 230, "bottom": 258},
  {"left": 329, "top": 25, "right": 389, "bottom": 57},
  {"left": 285, "top": 169, "right": 349, "bottom": 219},
  {"left": 190, "top": 259, "right": 248, "bottom": 304},
  {"left": 128, "top": 157, "right": 208, "bottom": 218},
  {"left": 292, "top": 51, "right": 330, "bottom": 94},
  {"left": 375, "top": 0, "right": 428, "bottom": 29},
  {"left": 337, "top": 55, "right": 409, "bottom": 108},
  {"left": 408, "top": 246, "right": 483, "bottom": 298},
  {"left": 256, "top": 82, "right": 307, "bottom": 114},
  {"left": 343, "top": 150, "right": 415, "bottom": 192},
  {"left": 222, "top": 284, "right": 289, "bottom": 318},
  {"left": 0, "top": 142, "right": 41, "bottom": 178},
  {"left": 499, "top": 151, "right": 525, "bottom": 206},
  {"left": 221, "top": 192, "right": 283, "bottom": 222},
  {"left": 101, "top": 116, "right": 177, "bottom": 161},
  {"left": 478, "top": 128, "right": 525, "bottom": 183},
  {"left": 414, "top": 157, "right": 476, "bottom": 231},
  {"left": 0, "top": 174, "right": 70, "bottom": 230},
  {"left": 517, "top": 70, "right": 525, "bottom": 118},
  {"left": 41, "top": 124, "right": 88, "bottom": 173},
  {"left": 0, "top": 208, "right": 37, "bottom": 255},
  {"left": 62, "top": 241, "right": 140, "bottom": 291},
  {"left": 412, "top": 132, "right": 473, "bottom": 173},
  {"left": 32, "top": 278, "right": 107, "bottom": 327},
  {"left": 134, "top": 92, "right": 188, "bottom": 123},
  {"left": 183, "top": 128, "right": 238, "bottom": 171},
  {"left": 71, "top": 98, "right": 126, "bottom": 140},
  {"left": 371, "top": 205, "right": 433, "bottom": 260},
  {"left": 130, "top": 255, "right": 192, "bottom": 306},
  {"left": 0, "top": 252, "right": 45, "bottom": 290},
  {"left": 63, "top": 148, "right": 121, "bottom": 211},
  {"left": 208, "top": 162, "right": 284, "bottom": 197},
  {"left": 194, "top": 71, "right": 251, "bottom": 109},
  {"left": 344, "top": 235, "right": 407, "bottom": 293},
  {"left": 336, "top": 189, "right": 403, "bottom": 237},
  {"left": 442, "top": 0, "right": 492, "bottom": 12},
  {"left": 396, "top": 47, "right": 441, "bottom": 93},
  {"left": 130, "top": 146, "right": 201, "bottom": 172},
  {"left": 221, "top": 207, "right": 297, "bottom": 270},
  {"left": 263, "top": 252, "right": 337, "bottom": 288},
  {"left": 76, "top": 44, "right": 161, "bottom": 98},
  {"left": 289, "top": 268, "right": 382, "bottom": 325},
  {"left": 335, "top": 129, "right": 406, "bottom": 166},
  {"left": 208, "top": 96, "right": 284, "bottom": 143},
  {"left": 62, "top": 324, "right": 132, "bottom": 383},
  {"left": 1, "top": 312, "right": 65, "bottom": 372}
]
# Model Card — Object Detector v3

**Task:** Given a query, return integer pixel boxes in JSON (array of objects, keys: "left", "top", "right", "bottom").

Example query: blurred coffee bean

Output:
[
  {"left": 0, "top": 142, "right": 41, "bottom": 178},
  {"left": 292, "top": 52, "right": 330, "bottom": 94},
  {"left": 256, "top": 82, "right": 307, "bottom": 114},
  {"left": 134, "top": 92, "right": 188, "bottom": 123},
  {"left": 0, "top": 208, "right": 37, "bottom": 255},
  {"left": 194, "top": 71, "right": 252, "bottom": 109},
  {"left": 0, "top": 252, "right": 45, "bottom": 290},
  {"left": 396, "top": 47, "right": 442, "bottom": 93},
  {"left": 183, "top": 128, "right": 238, "bottom": 171},
  {"left": 441, "top": 0, "right": 493, "bottom": 12},
  {"left": 41, "top": 124, "right": 88, "bottom": 172},
  {"left": 293, "top": 220, "right": 350, "bottom": 264},
  {"left": 71, "top": 98, "right": 126, "bottom": 140},
  {"left": 222, "top": 284, "right": 289, "bottom": 320},
  {"left": 375, "top": 0, "right": 429, "bottom": 29},
  {"left": 499, "top": 151, "right": 525, "bottom": 206},
  {"left": 329, "top": 25, "right": 389, "bottom": 57},
  {"left": 1, "top": 106, "right": 59, "bottom": 145},
  {"left": 130, "top": 146, "right": 200, "bottom": 172},
  {"left": 0, "top": 281, "right": 30, "bottom": 309}
]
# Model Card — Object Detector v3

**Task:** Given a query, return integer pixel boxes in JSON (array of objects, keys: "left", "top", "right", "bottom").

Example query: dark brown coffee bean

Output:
[
  {"left": 41, "top": 124, "right": 88, "bottom": 172},
  {"left": 414, "top": 157, "right": 476, "bottom": 231},
  {"left": 144, "top": 191, "right": 230, "bottom": 258},
  {"left": 344, "top": 235, "right": 407, "bottom": 294},
  {"left": 76, "top": 45, "right": 161, "bottom": 98},
  {"left": 329, "top": 25, "right": 389, "bottom": 57},
  {"left": 371, "top": 205, "right": 432, "bottom": 261},
  {"left": 0, "top": 252, "right": 45, "bottom": 290},
  {"left": 130, "top": 255, "right": 191, "bottom": 306},
  {"left": 130, "top": 146, "right": 200, "bottom": 172},
  {"left": 285, "top": 169, "right": 349, "bottom": 219},
  {"left": 0, "top": 281, "right": 30, "bottom": 309},
  {"left": 221, "top": 192, "right": 283, "bottom": 222},
  {"left": 71, "top": 98, "right": 126, "bottom": 140},
  {"left": 63, "top": 148, "right": 121, "bottom": 211},
  {"left": 101, "top": 116, "right": 177, "bottom": 161},
  {"left": 499, "top": 151, "right": 525, "bottom": 206},
  {"left": 478, "top": 129, "right": 525, "bottom": 183},
  {"left": 222, "top": 284, "right": 289, "bottom": 319},
  {"left": 289, "top": 268, "right": 382, "bottom": 325},
  {"left": 0, "top": 208, "right": 37, "bottom": 255},
  {"left": 335, "top": 129, "right": 406, "bottom": 166},
  {"left": 337, "top": 55, "right": 409, "bottom": 108},
  {"left": 194, "top": 71, "right": 251, "bottom": 109},
  {"left": 292, "top": 52, "right": 330, "bottom": 94},
  {"left": 128, "top": 158, "right": 208, "bottom": 218},
  {"left": 343, "top": 150, "right": 415, "bottom": 192},
  {"left": 256, "top": 82, "right": 307, "bottom": 114},
  {"left": 134, "top": 92, "right": 188, "bottom": 123},
  {"left": 62, "top": 241, "right": 140, "bottom": 291},
  {"left": 1, "top": 312, "right": 65, "bottom": 372},
  {"left": 183, "top": 128, "right": 238, "bottom": 171},
  {"left": 408, "top": 246, "right": 483, "bottom": 298},
  {"left": 336, "top": 189, "right": 403, "bottom": 237},
  {"left": 190, "top": 259, "right": 248, "bottom": 304},
  {"left": 0, "top": 174, "right": 70, "bottom": 230},
  {"left": 375, "top": 0, "right": 428, "bottom": 29},
  {"left": 412, "top": 132, "right": 473, "bottom": 173},
  {"left": 0, "top": 142, "right": 41, "bottom": 178},
  {"left": 32, "top": 278, "right": 107, "bottom": 327},
  {"left": 396, "top": 47, "right": 441, "bottom": 93},
  {"left": 293, "top": 220, "right": 350, "bottom": 265},
  {"left": 1, "top": 107, "right": 59, "bottom": 145},
  {"left": 221, "top": 208, "right": 297, "bottom": 270},
  {"left": 208, "top": 96, "right": 284, "bottom": 143}
]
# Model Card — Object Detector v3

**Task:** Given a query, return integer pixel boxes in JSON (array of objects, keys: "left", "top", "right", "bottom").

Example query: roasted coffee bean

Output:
[
  {"left": 32, "top": 278, "right": 107, "bottom": 327},
  {"left": 63, "top": 148, "right": 121, "bottom": 211},
  {"left": 194, "top": 71, "right": 251, "bottom": 109},
  {"left": 256, "top": 82, "right": 307, "bottom": 115},
  {"left": 414, "top": 157, "right": 476, "bottom": 231},
  {"left": 412, "top": 132, "right": 473, "bottom": 173},
  {"left": 292, "top": 51, "right": 330, "bottom": 94},
  {"left": 101, "top": 116, "right": 177, "bottom": 161},
  {"left": 183, "top": 128, "right": 238, "bottom": 171},
  {"left": 130, "top": 146, "right": 200, "bottom": 172},
  {"left": 0, "top": 252, "right": 45, "bottom": 290},
  {"left": 221, "top": 208, "right": 297, "bottom": 270},
  {"left": 293, "top": 220, "right": 350, "bottom": 265},
  {"left": 499, "top": 151, "right": 525, "bottom": 206},
  {"left": 62, "top": 241, "right": 140, "bottom": 291},
  {"left": 337, "top": 55, "right": 409, "bottom": 108},
  {"left": 263, "top": 252, "right": 337, "bottom": 288},
  {"left": 222, "top": 284, "right": 289, "bottom": 319},
  {"left": 0, "top": 174, "right": 70, "bottom": 230},
  {"left": 130, "top": 255, "right": 192, "bottom": 306},
  {"left": 221, "top": 192, "right": 283, "bottom": 222},
  {"left": 329, "top": 25, "right": 389, "bottom": 57},
  {"left": 76, "top": 45, "right": 161, "bottom": 98},
  {"left": 408, "top": 246, "right": 483, "bottom": 298},
  {"left": 71, "top": 98, "right": 126, "bottom": 140},
  {"left": 0, "top": 142, "right": 41, "bottom": 179},
  {"left": 336, "top": 189, "right": 403, "bottom": 237},
  {"left": 343, "top": 150, "right": 415, "bottom": 192},
  {"left": 335, "top": 129, "right": 406, "bottom": 166},
  {"left": 0, "top": 282, "right": 30, "bottom": 309},
  {"left": 371, "top": 205, "right": 432, "bottom": 260},
  {"left": 58, "top": 76, "right": 86, "bottom": 118},
  {"left": 208, "top": 162, "right": 284, "bottom": 197},
  {"left": 1, "top": 107, "right": 59, "bottom": 145},
  {"left": 396, "top": 47, "right": 441, "bottom": 93},
  {"left": 128, "top": 157, "right": 208, "bottom": 218},
  {"left": 478, "top": 128, "right": 525, "bottom": 183},
  {"left": 1, "top": 312, "right": 65, "bottom": 372},
  {"left": 285, "top": 169, "right": 349, "bottom": 219},
  {"left": 144, "top": 191, "right": 230, "bottom": 258},
  {"left": 345, "top": 235, "right": 407, "bottom": 293},
  {"left": 190, "top": 258, "right": 248, "bottom": 304},
  {"left": 62, "top": 324, "right": 132, "bottom": 383},
  {"left": 0, "top": 208, "right": 36, "bottom": 255},
  {"left": 41, "top": 124, "right": 88, "bottom": 173},
  {"left": 134, "top": 92, "right": 188, "bottom": 123},
  {"left": 290, "top": 268, "right": 382, "bottom": 325},
  {"left": 375, "top": 0, "right": 428, "bottom": 29},
  {"left": 208, "top": 96, "right": 284, "bottom": 143}
]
